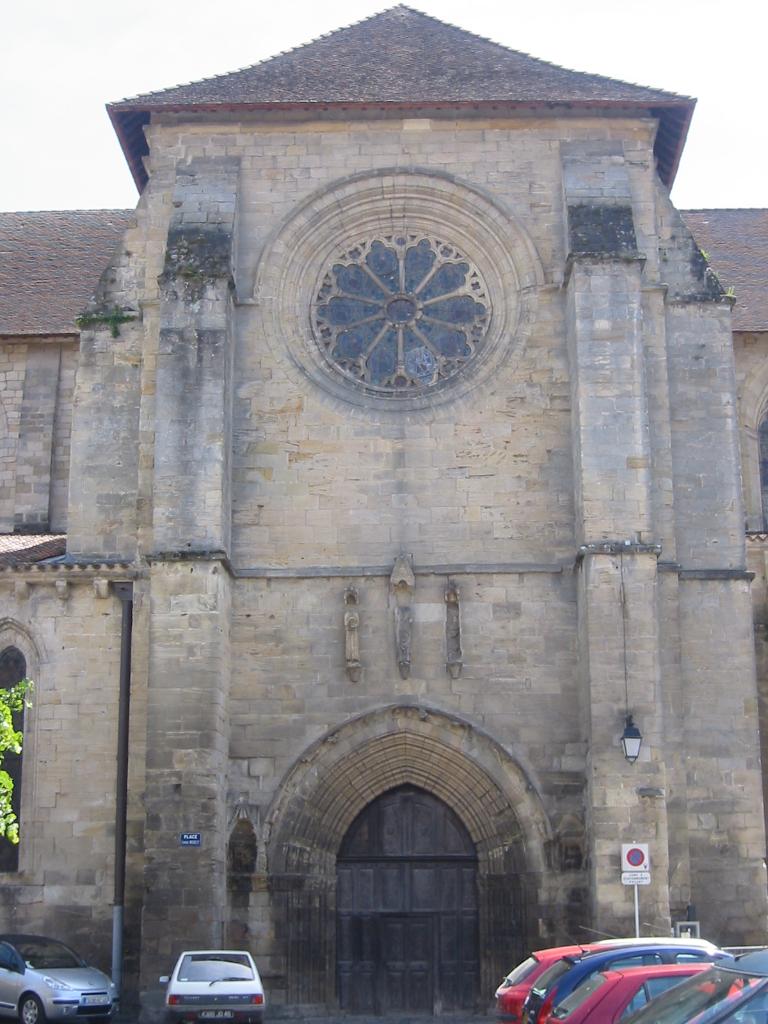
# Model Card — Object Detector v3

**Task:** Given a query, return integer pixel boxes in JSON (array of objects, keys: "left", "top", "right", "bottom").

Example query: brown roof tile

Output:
[
  {"left": 108, "top": 5, "right": 694, "bottom": 192},
  {"left": 682, "top": 210, "right": 768, "bottom": 332},
  {"left": 0, "top": 210, "right": 134, "bottom": 337},
  {"left": 0, "top": 534, "right": 66, "bottom": 567}
]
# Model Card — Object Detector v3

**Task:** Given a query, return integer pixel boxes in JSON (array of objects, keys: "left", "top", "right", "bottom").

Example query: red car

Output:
[
  {"left": 496, "top": 946, "right": 598, "bottom": 1021},
  {"left": 540, "top": 962, "right": 712, "bottom": 1024}
]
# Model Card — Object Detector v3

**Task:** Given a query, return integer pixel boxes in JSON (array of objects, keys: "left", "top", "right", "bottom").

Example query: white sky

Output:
[{"left": 2, "top": 0, "right": 766, "bottom": 212}]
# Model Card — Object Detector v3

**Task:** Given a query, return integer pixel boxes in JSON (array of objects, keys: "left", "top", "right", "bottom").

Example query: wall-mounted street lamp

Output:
[
  {"left": 620, "top": 714, "right": 643, "bottom": 763},
  {"left": 618, "top": 551, "right": 643, "bottom": 764}
]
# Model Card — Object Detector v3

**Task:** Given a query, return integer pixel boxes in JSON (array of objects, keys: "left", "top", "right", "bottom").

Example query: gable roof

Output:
[
  {"left": 682, "top": 210, "right": 768, "bottom": 332},
  {"left": 109, "top": 5, "right": 694, "bottom": 193},
  {"left": 0, "top": 210, "right": 134, "bottom": 337}
]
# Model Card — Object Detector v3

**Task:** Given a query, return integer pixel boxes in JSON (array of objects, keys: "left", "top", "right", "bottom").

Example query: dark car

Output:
[
  {"left": 620, "top": 948, "right": 768, "bottom": 1024},
  {"left": 522, "top": 939, "right": 732, "bottom": 1024}
]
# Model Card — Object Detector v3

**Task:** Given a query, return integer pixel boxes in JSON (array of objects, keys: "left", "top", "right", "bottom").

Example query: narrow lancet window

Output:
[{"left": 0, "top": 646, "right": 26, "bottom": 872}]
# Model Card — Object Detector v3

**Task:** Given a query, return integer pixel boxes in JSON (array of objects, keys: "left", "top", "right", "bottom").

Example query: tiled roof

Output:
[
  {"left": 0, "top": 534, "right": 66, "bottom": 567},
  {"left": 0, "top": 210, "right": 133, "bottom": 337},
  {"left": 682, "top": 210, "right": 768, "bottom": 332},
  {"left": 108, "top": 5, "right": 694, "bottom": 192}
]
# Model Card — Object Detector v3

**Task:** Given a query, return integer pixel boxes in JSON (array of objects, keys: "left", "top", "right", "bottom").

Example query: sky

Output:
[{"left": 2, "top": 0, "right": 766, "bottom": 213}]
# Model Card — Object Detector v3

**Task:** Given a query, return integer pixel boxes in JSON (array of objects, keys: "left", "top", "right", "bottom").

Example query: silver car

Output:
[
  {"left": 160, "top": 950, "right": 265, "bottom": 1024},
  {"left": 0, "top": 935, "right": 116, "bottom": 1024}
]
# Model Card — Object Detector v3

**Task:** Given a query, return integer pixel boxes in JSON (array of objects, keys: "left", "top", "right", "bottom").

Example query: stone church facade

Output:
[{"left": 1, "top": 6, "right": 767, "bottom": 1017}]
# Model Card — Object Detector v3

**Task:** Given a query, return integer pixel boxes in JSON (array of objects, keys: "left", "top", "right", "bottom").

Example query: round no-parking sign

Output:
[{"left": 621, "top": 843, "right": 650, "bottom": 871}]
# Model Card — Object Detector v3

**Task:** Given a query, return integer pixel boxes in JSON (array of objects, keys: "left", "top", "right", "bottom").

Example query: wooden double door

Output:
[{"left": 337, "top": 786, "right": 479, "bottom": 1015}]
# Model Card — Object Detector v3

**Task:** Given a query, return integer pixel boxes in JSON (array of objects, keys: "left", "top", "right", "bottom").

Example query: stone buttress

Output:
[{"left": 139, "top": 157, "right": 239, "bottom": 1007}]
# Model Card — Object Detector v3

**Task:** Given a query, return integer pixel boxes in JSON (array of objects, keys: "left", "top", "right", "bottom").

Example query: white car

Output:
[{"left": 160, "top": 951, "right": 265, "bottom": 1024}]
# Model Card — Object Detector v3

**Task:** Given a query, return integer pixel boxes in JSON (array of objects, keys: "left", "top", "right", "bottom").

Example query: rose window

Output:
[{"left": 311, "top": 236, "right": 490, "bottom": 396}]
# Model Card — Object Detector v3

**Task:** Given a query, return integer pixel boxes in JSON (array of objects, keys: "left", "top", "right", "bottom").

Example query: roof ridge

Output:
[
  {"left": 683, "top": 207, "right": 768, "bottom": 213},
  {"left": 0, "top": 208, "right": 133, "bottom": 216}
]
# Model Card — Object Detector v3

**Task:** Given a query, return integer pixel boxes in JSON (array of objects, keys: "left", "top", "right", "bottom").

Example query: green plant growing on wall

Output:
[
  {"left": 75, "top": 307, "right": 136, "bottom": 338},
  {"left": 0, "top": 680, "right": 32, "bottom": 843}
]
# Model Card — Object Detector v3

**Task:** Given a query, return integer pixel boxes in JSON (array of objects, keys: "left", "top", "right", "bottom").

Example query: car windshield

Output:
[
  {"left": 622, "top": 964, "right": 768, "bottom": 1024},
  {"left": 10, "top": 938, "right": 85, "bottom": 970},
  {"left": 502, "top": 957, "right": 540, "bottom": 987},
  {"left": 551, "top": 973, "right": 608, "bottom": 1019},
  {"left": 177, "top": 954, "right": 254, "bottom": 983}
]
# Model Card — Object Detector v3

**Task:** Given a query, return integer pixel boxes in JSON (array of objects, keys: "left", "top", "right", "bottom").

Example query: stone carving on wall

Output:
[
  {"left": 445, "top": 581, "right": 463, "bottom": 679},
  {"left": 390, "top": 553, "right": 415, "bottom": 679},
  {"left": 343, "top": 587, "right": 362, "bottom": 683}
]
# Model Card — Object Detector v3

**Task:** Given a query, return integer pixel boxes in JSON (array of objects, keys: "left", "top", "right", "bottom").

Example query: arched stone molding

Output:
[
  {"left": 266, "top": 702, "right": 550, "bottom": 874},
  {"left": 253, "top": 168, "right": 544, "bottom": 413},
  {"left": 739, "top": 365, "right": 768, "bottom": 530},
  {"left": 0, "top": 619, "right": 45, "bottom": 679},
  {"left": 264, "top": 703, "right": 552, "bottom": 1009},
  {"left": 739, "top": 357, "right": 768, "bottom": 433}
]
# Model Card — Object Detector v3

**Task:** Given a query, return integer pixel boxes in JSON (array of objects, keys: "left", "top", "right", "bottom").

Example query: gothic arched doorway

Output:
[{"left": 336, "top": 785, "right": 478, "bottom": 1015}]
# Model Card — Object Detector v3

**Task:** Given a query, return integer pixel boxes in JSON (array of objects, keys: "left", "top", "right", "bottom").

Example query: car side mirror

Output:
[{"left": 159, "top": 976, "right": 169, "bottom": 985}]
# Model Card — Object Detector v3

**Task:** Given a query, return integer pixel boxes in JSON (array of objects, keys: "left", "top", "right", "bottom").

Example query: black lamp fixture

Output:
[{"left": 620, "top": 714, "right": 643, "bottom": 763}]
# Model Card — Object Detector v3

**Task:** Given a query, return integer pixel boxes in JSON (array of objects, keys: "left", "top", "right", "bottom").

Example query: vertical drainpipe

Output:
[{"left": 112, "top": 582, "right": 134, "bottom": 1000}]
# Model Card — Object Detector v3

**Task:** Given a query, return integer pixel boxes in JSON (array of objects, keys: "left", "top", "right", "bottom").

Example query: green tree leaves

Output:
[{"left": 0, "top": 680, "right": 32, "bottom": 844}]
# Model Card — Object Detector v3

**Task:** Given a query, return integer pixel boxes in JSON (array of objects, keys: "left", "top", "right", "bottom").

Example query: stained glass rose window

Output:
[{"left": 311, "top": 235, "right": 490, "bottom": 396}]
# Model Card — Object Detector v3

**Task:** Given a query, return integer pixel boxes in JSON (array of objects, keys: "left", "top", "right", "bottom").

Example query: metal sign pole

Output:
[{"left": 634, "top": 883, "right": 640, "bottom": 937}]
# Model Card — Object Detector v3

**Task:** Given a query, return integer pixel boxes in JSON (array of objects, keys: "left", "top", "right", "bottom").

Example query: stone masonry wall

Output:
[
  {"left": 133, "top": 111, "right": 765, "bottom": 954},
  {"left": 0, "top": 338, "right": 77, "bottom": 533},
  {"left": 12, "top": 106, "right": 767, "bottom": 1010},
  {"left": 0, "top": 576, "right": 130, "bottom": 974},
  {"left": 0, "top": 343, "right": 25, "bottom": 532}
]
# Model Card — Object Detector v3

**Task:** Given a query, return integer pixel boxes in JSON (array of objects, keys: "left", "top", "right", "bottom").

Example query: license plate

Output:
[
  {"left": 199, "top": 1012, "right": 233, "bottom": 1020},
  {"left": 82, "top": 996, "right": 108, "bottom": 1007}
]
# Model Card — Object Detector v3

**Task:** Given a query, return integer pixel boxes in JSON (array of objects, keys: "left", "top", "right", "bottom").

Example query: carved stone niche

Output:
[
  {"left": 343, "top": 587, "right": 362, "bottom": 683},
  {"left": 552, "top": 813, "right": 586, "bottom": 872},
  {"left": 445, "top": 580, "right": 463, "bottom": 679},
  {"left": 390, "top": 553, "right": 415, "bottom": 680}
]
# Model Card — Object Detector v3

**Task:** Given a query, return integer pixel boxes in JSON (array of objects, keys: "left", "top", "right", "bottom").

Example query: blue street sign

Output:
[{"left": 180, "top": 832, "right": 202, "bottom": 846}]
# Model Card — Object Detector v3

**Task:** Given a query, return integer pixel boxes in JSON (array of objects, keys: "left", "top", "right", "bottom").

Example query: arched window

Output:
[
  {"left": 759, "top": 416, "right": 768, "bottom": 531},
  {"left": 0, "top": 646, "right": 26, "bottom": 872}
]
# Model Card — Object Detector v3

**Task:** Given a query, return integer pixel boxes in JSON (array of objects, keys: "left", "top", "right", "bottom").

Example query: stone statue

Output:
[
  {"left": 445, "top": 581, "right": 463, "bottom": 678},
  {"left": 343, "top": 587, "right": 362, "bottom": 683},
  {"left": 390, "top": 553, "right": 415, "bottom": 679}
]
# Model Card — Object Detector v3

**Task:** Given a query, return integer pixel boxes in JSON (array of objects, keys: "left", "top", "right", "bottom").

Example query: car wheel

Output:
[{"left": 19, "top": 994, "right": 45, "bottom": 1024}]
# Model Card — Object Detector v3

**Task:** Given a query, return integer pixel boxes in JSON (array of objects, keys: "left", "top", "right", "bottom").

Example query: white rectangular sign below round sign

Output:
[
  {"left": 621, "top": 843, "right": 650, "bottom": 872},
  {"left": 622, "top": 870, "right": 651, "bottom": 885}
]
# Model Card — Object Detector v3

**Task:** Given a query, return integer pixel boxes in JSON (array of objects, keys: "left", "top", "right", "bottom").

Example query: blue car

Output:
[{"left": 521, "top": 939, "right": 732, "bottom": 1024}]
